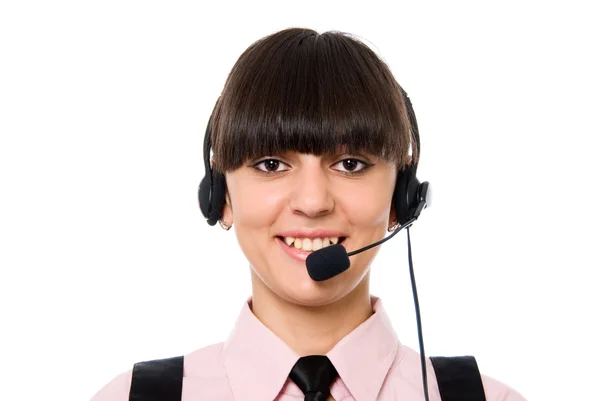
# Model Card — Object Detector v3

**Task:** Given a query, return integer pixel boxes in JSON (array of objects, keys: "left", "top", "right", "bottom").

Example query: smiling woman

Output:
[{"left": 90, "top": 27, "right": 526, "bottom": 401}]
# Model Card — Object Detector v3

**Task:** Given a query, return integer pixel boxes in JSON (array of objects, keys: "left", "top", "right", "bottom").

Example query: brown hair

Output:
[{"left": 209, "top": 27, "right": 418, "bottom": 175}]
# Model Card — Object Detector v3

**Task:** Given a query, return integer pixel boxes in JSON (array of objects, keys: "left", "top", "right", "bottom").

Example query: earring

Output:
[
  {"left": 387, "top": 221, "right": 400, "bottom": 232},
  {"left": 218, "top": 219, "right": 231, "bottom": 231}
]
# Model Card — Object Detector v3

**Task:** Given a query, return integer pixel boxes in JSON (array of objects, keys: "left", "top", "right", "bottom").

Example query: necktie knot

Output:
[{"left": 289, "top": 355, "right": 338, "bottom": 401}]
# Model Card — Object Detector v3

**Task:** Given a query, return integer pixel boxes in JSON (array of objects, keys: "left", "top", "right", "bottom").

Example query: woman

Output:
[{"left": 91, "top": 27, "right": 526, "bottom": 401}]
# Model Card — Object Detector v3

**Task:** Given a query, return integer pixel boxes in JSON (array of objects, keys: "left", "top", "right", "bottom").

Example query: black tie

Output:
[{"left": 289, "top": 355, "right": 338, "bottom": 401}]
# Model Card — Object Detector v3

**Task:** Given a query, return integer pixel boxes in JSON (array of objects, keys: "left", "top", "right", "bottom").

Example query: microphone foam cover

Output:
[{"left": 305, "top": 244, "right": 350, "bottom": 281}]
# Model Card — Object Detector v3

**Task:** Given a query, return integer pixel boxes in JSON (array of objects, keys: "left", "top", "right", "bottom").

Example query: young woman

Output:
[{"left": 91, "top": 28, "right": 526, "bottom": 401}]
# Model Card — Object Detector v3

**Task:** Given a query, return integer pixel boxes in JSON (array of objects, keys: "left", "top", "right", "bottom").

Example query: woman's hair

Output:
[{"left": 209, "top": 27, "right": 418, "bottom": 175}]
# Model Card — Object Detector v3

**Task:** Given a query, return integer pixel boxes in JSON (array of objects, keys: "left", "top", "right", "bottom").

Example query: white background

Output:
[{"left": 1, "top": 1, "right": 598, "bottom": 400}]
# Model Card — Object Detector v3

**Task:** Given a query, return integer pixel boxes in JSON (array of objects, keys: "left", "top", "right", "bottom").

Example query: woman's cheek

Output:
[
  {"left": 344, "top": 191, "right": 390, "bottom": 227},
  {"left": 235, "top": 185, "right": 285, "bottom": 227}
]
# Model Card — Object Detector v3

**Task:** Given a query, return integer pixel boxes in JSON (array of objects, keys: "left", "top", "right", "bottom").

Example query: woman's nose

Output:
[{"left": 289, "top": 165, "right": 334, "bottom": 218}]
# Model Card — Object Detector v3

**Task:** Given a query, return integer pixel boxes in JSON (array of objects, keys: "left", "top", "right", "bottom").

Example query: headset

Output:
[{"left": 191, "top": 90, "right": 488, "bottom": 401}]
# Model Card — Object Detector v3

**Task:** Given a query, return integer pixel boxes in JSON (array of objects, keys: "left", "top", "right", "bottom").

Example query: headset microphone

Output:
[{"left": 305, "top": 217, "right": 417, "bottom": 281}]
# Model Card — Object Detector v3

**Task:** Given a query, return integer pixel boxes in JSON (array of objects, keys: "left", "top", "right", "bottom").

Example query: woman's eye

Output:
[
  {"left": 332, "top": 159, "right": 370, "bottom": 174},
  {"left": 254, "top": 159, "right": 288, "bottom": 173}
]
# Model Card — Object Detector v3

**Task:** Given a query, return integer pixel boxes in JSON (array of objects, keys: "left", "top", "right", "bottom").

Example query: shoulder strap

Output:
[
  {"left": 429, "top": 355, "right": 486, "bottom": 401},
  {"left": 129, "top": 355, "right": 184, "bottom": 401}
]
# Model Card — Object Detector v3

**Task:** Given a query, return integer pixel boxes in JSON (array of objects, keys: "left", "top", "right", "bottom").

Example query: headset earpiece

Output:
[
  {"left": 198, "top": 172, "right": 226, "bottom": 226},
  {"left": 391, "top": 89, "right": 431, "bottom": 226},
  {"left": 198, "top": 111, "right": 226, "bottom": 226},
  {"left": 392, "top": 164, "right": 431, "bottom": 227},
  {"left": 198, "top": 173, "right": 212, "bottom": 220}
]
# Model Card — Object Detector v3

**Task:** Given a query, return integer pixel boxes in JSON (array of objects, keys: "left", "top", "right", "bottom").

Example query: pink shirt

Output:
[{"left": 91, "top": 295, "right": 526, "bottom": 401}]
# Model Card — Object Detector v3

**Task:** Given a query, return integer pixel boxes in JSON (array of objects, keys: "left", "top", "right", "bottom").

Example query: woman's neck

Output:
[{"left": 249, "top": 269, "right": 374, "bottom": 356}]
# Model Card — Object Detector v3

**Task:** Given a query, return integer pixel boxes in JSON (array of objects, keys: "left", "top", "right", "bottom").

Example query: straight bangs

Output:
[{"left": 210, "top": 28, "right": 417, "bottom": 175}]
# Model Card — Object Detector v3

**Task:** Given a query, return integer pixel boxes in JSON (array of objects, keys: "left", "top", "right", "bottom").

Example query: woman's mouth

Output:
[{"left": 276, "top": 236, "right": 347, "bottom": 262}]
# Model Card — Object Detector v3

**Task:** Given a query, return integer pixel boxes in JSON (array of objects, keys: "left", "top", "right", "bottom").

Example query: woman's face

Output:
[{"left": 220, "top": 149, "right": 398, "bottom": 306}]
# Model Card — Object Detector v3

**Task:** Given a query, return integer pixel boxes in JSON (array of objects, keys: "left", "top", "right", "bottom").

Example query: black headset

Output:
[{"left": 198, "top": 88, "right": 431, "bottom": 228}]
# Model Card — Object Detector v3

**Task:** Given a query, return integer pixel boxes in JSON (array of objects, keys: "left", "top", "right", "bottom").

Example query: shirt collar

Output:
[
  {"left": 222, "top": 294, "right": 400, "bottom": 401},
  {"left": 327, "top": 295, "right": 400, "bottom": 401}
]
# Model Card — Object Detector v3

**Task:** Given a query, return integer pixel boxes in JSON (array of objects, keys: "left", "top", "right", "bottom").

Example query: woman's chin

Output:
[{"left": 274, "top": 278, "right": 342, "bottom": 306}]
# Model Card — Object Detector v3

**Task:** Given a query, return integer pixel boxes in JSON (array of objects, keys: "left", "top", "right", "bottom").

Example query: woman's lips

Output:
[{"left": 276, "top": 236, "right": 346, "bottom": 262}]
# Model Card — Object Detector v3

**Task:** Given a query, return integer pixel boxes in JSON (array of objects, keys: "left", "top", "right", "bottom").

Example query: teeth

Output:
[{"left": 282, "top": 236, "right": 342, "bottom": 251}]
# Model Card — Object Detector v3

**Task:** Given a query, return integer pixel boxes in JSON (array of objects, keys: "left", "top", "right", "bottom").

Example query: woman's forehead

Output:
[{"left": 255, "top": 145, "right": 381, "bottom": 159}]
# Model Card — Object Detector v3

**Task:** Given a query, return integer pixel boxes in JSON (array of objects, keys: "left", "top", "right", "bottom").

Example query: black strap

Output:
[
  {"left": 430, "top": 355, "right": 486, "bottom": 401},
  {"left": 129, "top": 355, "right": 184, "bottom": 401}
]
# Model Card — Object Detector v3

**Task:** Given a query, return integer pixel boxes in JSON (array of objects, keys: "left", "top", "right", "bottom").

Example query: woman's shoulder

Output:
[
  {"left": 479, "top": 373, "right": 528, "bottom": 401},
  {"left": 89, "top": 342, "right": 226, "bottom": 401},
  {"left": 90, "top": 369, "right": 132, "bottom": 401},
  {"left": 391, "top": 344, "right": 527, "bottom": 401}
]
